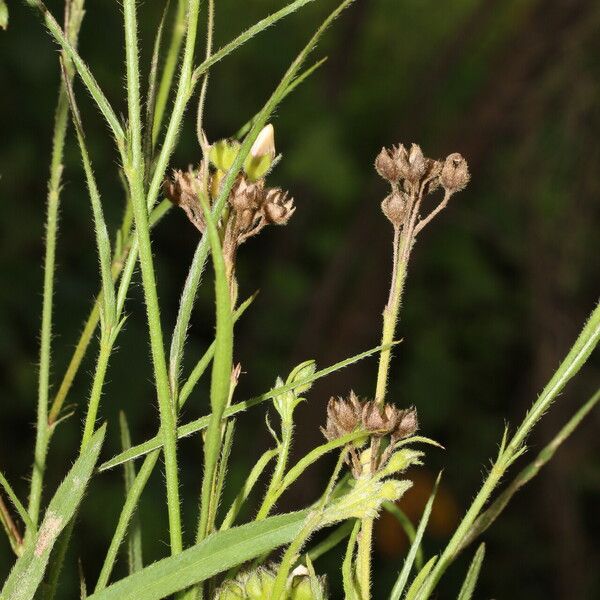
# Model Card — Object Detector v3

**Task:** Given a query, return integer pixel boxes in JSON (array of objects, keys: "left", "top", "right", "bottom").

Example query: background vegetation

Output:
[{"left": 1, "top": 0, "right": 599, "bottom": 597}]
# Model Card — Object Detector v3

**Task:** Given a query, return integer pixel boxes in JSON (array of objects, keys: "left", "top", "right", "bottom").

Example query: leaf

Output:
[
  {"left": 404, "top": 556, "right": 437, "bottom": 600},
  {"left": 457, "top": 544, "right": 485, "bottom": 600},
  {"left": 389, "top": 473, "right": 441, "bottom": 600},
  {"left": 0, "top": 471, "right": 34, "bottom": 535},
  {"left": 382, "top": 502, "right": 422, "bottom": 570},
  {"left": 144, "top": 3, "right": 168, "bottom": 170},
  {"left": 1, "top": 425, "right": 106, "bottom": 600},
  {"left": 87, "top": 511, "right": 309, "bottom": 600},
  {"left": 99, "top": 343, "right": 394, "bottom": 471},
  {"left": 220, "top": 448, "right": 278, "bottom": 531},
  {"left": 458, "top": 388, "right": 600, "bottom": 552}
]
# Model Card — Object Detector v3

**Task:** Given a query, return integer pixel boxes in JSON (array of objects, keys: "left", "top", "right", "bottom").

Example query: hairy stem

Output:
[
  {"left": 27, "top": 0, "right": 86, "bottom": 541},
  {"left": 123, "top": 0, "right": 182, "bottom": 554}
]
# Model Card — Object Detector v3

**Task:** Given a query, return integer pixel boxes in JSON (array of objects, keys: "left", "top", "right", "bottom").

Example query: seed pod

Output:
[
  {"left": 375, "top": 146, "right": 399, "bottom": 182},
  {"left": 381, "top": 190, "right": 407, "bottom": 226},
  {"left": 321, "top": 392, "right": 362, "bottom": 441},
  {"left": 392, "top": 407, "right": 419, "bottom": 441},
  {"left": 397, "top": 143, "right": 427, "bottom": 184},
  {"left": 440, "top": 152, "right": 470, "bottom": 193},
  {"left": 361, "top": 401, "right": 399, "bottom": 436},
  {"left": 262, "top": 188, "right": 295, "bottom": 225}
]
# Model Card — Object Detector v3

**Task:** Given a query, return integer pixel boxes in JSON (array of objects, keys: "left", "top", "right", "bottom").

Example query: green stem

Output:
[
  {"left": 27, "top": 0, "right": 86, "bottom": 539},
  {"left": 196, "top": 0, "right": 214, "bottom": 149},
  {"left": 94, "top": 450, "right": 160, "bottom": 591},
  {"left": 417, "top": 303, "right": 600, "bottom": 599},
  {"left": 80, "top": 338, "right": 113, "bottom": 449},
  {"left": 153, "top": 0, "right": 187, "bottom": 147},
  {"left": 123, "top": 0, "right": 182, "bottom": 555},
  {"left": 147, "top": 0, "right": 202, "bottom": 212},
  {"left": 374, "top": 226, "right": 410, "bottom": 404}
]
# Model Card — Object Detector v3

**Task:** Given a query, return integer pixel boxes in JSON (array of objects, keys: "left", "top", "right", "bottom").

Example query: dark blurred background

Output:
[{"left": 1, "top": 0, "right": 600, "bottom": 597}]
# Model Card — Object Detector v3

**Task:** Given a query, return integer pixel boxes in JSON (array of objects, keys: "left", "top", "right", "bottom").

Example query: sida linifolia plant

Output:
[{"left": 1, "top": 1, "right": 599, "bottom": 599}]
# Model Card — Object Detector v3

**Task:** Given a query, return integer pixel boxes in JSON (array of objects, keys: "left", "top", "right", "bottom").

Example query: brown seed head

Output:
[
  {"left": 381, "top": 190, "right": 407, "bottom": 227},
  {"left": 321, "top": 392, "right": 362, "bottom": 441},
  {"left": 361, "top": 401, "right": 399, "bottom": 436},
  {"left": 375, "top": 147, "right": 399, "bottom": 182},
  {"left": 440, "top": 153, "right": 470, "bottom": 193},
  {"left": 229, "top": 177, "right": 264, "bottom": 212},
  {"left": 397, "top": 143, "right": 427, "bottom": 184},
  {"left": 163, "top": 169, "right": 206, "bottom": 231},
  {"left": 262, "top": 188, "right": 295, "bottom": 225},
  {"left": 392, "top": 407, "right": 419, "bottom": 441}
]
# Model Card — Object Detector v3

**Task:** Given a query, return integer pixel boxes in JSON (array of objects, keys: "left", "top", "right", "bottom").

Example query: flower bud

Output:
[
  {"left": 375, "top": 147, "right": 399, "bottom": 182},
  {"left": 381, "top": 449, "right": 423, "bottom": 477},
  {"left": 380, "top": 479, "right": 413, "bottom": 502},
  {"left": 245, "top": 124, "right": 276, "bottom": 182},
  {"left": 440, "top": 153, "right": 470, "bottom": 193},
  {"left": 209, "top": 139, "right": 240, "bottom": 172}
]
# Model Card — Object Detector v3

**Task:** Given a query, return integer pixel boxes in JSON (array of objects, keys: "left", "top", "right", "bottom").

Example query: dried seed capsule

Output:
[
  {"left": 321, "top": 392, "right": 362, "bottom": 441},
  {"left": 375, "top": 147, "right": 399, "bottom": 182},
  {"left": 361, "top": 401, "right": 399, "bottom": 436},
  {"left": 440, "top": 152, "right": 470, "bottom": 193},
  {"left": 263, "top": 188, "right": 295, "bottom": 225},
  {"left": 397, "top": 143, "right": 427, "bottom": 184},
  {"left": 381, "top": 190, "right": 407, "bottom": 226},
  {"left": 392, "top": 407, "right": 419, "bottom": 441}
]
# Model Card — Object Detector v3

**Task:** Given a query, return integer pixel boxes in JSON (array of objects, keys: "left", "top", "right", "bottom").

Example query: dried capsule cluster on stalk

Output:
[
  {"left": 375, "top": 143, "right": 470, "bottom": 233},
  {"left": 163, "top": 124, "right": 295, "bottom": 294},
  {"left": 321, "top": 391, "right": 419, "bottom": 478}
]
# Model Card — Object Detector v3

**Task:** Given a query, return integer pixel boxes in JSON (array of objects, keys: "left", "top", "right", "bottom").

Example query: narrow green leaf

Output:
[
  {"left": 457, "top": 544, "right": 485, "bottom": 600},
  {"left": 383, "top": 501, "right": 423, "bottom": 571},
  {"left": 94, "top": 450, "right": 159, "bottom": 591},
  {"left": 404, "top": 555, "right": 438, "bottom": 600},
  {"left": 87, "top": 511, "right": 309, "bottom": 600},
  {"left": 144, "top": 3, "right": 168, "bottom": 175},
  {"left": 99, "top": 343, "right": 393, "bottom": 471},
  {"left": 459, "top": 388, "right": 600, "bottom": 552},
  {"left": 389, "top": 473, "right": 441, "bottom": 600},
  {"left": 60, "top": 60, "right": 116, "bottom": 327},
  {"left": 1, "top": 425, "right": 106, "bottom": 600},
  {"left": 220, "top": 448, "right": 278, "bottom": 531},
  {"left": 0, "top": 471, "right": 35, "bottom": 535},
  {"left": 26, "top": 1, "right": 125, "bottom": 147}
]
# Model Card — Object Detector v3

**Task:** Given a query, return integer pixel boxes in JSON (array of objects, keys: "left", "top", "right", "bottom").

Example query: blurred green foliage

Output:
[{"left": 1, "top": 0, "right": 599, "bottom": 597}]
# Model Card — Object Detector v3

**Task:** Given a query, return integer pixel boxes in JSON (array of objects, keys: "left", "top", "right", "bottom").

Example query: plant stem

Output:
[
  {"left": 27, "top": 0, "right": 86, "bottom": 541},
  {"left": 374, "top": 226, "right": 411, "bottom": 405},
  {"left": 196, "top": 0, "right": 214, "bottom": 150},
  {"left": 153, "top": 0, "right": 187, "bottom": 147},
  {"left": 417, "top": 303, "right": 600, "bottom": 599},
  {"left": 123, "top": 0, "right": 183, "bottom": 555},
  {"left": 80, "top": 338, "right": 113, "bottom": 449}
]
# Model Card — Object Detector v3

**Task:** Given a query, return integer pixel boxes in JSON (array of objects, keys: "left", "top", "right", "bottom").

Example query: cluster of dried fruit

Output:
[
  {"left": 375, "top": 143, "right": 469, "bottom": 232},
  {"left": 321, "top": 391, "right": 418, "bottom": 478},
  {"left": 163, "top": 125, "right": 295, "bottom": 293}
]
